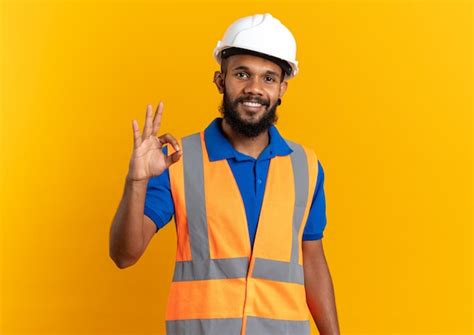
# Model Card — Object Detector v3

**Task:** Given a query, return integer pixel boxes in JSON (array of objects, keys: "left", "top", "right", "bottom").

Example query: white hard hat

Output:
[{"left": 213, "top": 13, "right": 299, "bottom": 80}]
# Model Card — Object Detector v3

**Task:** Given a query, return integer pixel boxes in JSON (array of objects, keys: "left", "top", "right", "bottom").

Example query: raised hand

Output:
[{"left": 126, "top": 102, "right": 182, "bottom": 182}]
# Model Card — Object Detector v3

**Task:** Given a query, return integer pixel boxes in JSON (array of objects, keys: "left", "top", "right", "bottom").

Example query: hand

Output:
[{"left": 126, "top": 102, "right": 182, "bottom": 182}]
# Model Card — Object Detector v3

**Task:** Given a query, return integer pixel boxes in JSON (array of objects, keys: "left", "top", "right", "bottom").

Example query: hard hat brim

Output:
[{"left": 220, "top": 47, "right": 293, "bottom": 79}]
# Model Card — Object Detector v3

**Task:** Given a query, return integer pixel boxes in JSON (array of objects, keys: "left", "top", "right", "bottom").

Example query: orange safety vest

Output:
[{"left": 165, "top": 131, "right": 318, "bottom": 335}]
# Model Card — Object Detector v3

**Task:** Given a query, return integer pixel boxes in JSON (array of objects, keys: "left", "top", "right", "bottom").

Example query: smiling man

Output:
[
  {"left": 217, "top": 53, "right": 284, "bottom": 140},
  {"left": 109, "top": 13, "right": 340, "bottom": 335}
]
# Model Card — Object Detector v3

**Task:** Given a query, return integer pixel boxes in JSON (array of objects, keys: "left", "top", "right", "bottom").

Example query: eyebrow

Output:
[{"left": 231, "top": 65, "right": 281, "bottom": 79}]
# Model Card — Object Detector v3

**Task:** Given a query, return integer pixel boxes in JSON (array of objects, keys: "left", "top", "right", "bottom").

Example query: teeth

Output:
[{"left": 242, "top": 101, "right": 262, "bottom": 107}]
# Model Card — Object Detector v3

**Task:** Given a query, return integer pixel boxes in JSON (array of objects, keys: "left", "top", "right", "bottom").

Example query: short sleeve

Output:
[
  {"left": 144, "top": 146, "right": 175, "bottom": 233},
  {"left": 302, "top": 159, "right": 327, "bottom": 240}
]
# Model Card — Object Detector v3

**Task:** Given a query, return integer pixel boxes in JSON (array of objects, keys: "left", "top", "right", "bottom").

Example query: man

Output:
[{"left": 109, "top": 13, "right": 340, "bottom": 335}]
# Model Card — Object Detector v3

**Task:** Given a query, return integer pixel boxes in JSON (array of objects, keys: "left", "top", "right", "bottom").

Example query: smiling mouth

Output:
[
  {"left": 242, "top": 101, "right": 263, "bottom": 107},
  {"left": 239, "top": 101, "right": 265, "bottom": 115}
]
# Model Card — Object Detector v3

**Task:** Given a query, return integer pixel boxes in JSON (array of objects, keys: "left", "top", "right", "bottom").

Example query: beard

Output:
[{"left": 219, "top": 88, "right": 279, "bottom": 138}]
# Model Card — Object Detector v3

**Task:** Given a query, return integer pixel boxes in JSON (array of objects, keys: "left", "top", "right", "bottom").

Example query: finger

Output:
[
  {"left": 142, "top": 104, "right": 153, "bottom": 141},
  {"left": 164, "top": 150, "right": 183, "bottom": 168},
  {"left": 151, "top": 101, "right": 164, "bottom": 137},
  {"left": 158, "top": 133, "right": 181, "bottom": 152},
  {"left": 132, "top": 119, "right": 141, "bottom": 149}
]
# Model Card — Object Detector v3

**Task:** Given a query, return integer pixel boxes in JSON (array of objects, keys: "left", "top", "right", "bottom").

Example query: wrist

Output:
[{"left": 125, "top": 174, "right": 149, "bottom": 186}]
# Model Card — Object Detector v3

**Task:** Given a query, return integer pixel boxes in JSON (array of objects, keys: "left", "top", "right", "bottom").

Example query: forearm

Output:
[
  {"left": 109, "top": 176, "right": 148, "bottom": 267},
  {"left": 304, "top": 257, "right": 340, "bottom": 334}
]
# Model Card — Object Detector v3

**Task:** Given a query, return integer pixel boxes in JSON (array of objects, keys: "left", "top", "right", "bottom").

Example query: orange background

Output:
[{"left": 1, "top": 0, "right": 472, "bottom": 334}]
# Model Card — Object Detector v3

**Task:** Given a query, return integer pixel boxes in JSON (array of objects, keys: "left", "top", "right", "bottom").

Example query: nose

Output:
[{"left": 243, "top": 76, "right": 264, "bottom": 96}]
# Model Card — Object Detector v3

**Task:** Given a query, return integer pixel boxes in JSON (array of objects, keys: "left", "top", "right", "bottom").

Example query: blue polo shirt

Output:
[{"left": 144, "top": 117, "right": 327, "bottom": 249}]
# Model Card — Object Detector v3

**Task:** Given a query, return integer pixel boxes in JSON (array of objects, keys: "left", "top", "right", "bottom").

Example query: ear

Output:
[
  {"left": 213, "top": 71, "right": 225, "bottom": 94},
  {"left": 279, "top": 80, "right": 288, "bottom": 99}
]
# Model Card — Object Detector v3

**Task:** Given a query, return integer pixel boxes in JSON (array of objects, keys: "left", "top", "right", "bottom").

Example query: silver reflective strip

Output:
[
  {"left": 182, "top": 133, "right": 209, "bottom": 260},
  {"left": 166, "top": 318, "right": 242, "bottom": 335},
  {"left": 251, "top": 258, "right": 304, "bottom": 285},
  {"left": 173, "top": 257, "right": 249, "bottom": 281},
  {"left": 179, "top": 133, "right": 248, "bottom": 282},
  {"left": 251, "top": 141, "right": 309, "bottom": 285},
  {"left": 246, "top": 316, "right": 310, "bottom": 335},
  {"left": 286, "top": 141, "right": 309, "bottom": 264}
]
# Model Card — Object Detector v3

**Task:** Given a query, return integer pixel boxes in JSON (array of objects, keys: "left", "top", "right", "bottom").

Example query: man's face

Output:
[{"left": 215, "top": 54, "right": 288, "bottom": 138}]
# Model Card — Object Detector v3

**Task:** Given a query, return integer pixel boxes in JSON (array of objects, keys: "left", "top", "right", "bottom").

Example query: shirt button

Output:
[{"left": 257, "top": 179, "right": 262, "bottom": 184}]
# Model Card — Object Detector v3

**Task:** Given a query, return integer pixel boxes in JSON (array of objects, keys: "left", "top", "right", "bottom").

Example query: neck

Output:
[{"left": 221, "top": 118, "right": 269, "bottom": 159}]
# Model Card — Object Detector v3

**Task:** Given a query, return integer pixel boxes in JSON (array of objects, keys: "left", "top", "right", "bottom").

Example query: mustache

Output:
[{"left": 235, "top": 95, "right": 269, "bottom": 106}]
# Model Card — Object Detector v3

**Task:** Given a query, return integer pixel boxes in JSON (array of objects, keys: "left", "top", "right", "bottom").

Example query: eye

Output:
[
  {"left": 235, "top": 72, "right": 249, "bottom": 79},
  {"left": 265, "top": 76, "right": 276, "bottom": 83}
]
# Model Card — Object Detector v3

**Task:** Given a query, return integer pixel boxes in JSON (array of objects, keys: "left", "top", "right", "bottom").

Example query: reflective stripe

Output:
[
  {"left": 173, "top": 257, "right": 249, "bottom": 281},
  {"left": 179, "top": 134, "right": 249, "bottom": 282},
  {"left": 245, "top": 316, "right": 310, "bottom": 335},
  {"left": 251, "top": 142, "right": 309, "bottom": 285},
  {"left": 182, "top": 133, "right": 209, "bottom": 260},
  {"left": 251, "top": 257, "right": 304, "bottom": 285},
  {"left": 287, "top": 141, "right": 309, "bottom": 265},
  {"left": 166, "top": 318, "right": 242, "bottom": 335}
]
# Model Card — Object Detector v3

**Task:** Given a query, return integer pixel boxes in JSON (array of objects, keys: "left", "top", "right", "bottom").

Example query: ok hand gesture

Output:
[{"left": 126, "top": 102, "right": 182, "bottom": 182}]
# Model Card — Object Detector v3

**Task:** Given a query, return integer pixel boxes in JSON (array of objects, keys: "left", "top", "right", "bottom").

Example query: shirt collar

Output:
[{"left": 203, "top": 117, "right": 293, "bottom": 162}]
